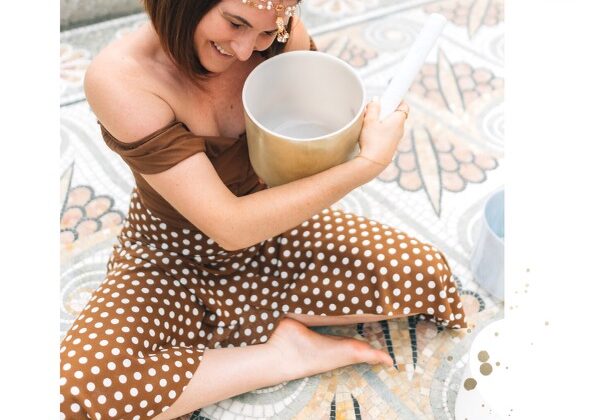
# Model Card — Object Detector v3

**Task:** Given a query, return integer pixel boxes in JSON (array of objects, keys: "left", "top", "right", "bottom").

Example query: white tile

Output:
[
  {"left": 242, "top": 404, "right": 254, "bottom": 416},
  {"left": 229, "top": 401, "right": 244, "bottom": 415},
  {"left": 264, "top": 405, "right": 275, "bottom": 417},
  {"left": 273, "top": 401, "right": 285, "bottom": 413},
  {"left": 220, "top": 411, "right": 236, "bottom": 420},
  {"left": 252, "top": 405, "right": 264, "bottom": 417}
]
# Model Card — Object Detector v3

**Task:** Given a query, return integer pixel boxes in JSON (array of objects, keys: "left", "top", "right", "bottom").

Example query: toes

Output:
[
  {"left": 372, "top": 350, "right": 391, "bottom": 366},
  {"left": 381, "top": 352, "right": 394, "bottom": 367},
  {"left": 347, "top": 339, "right": 388, "bottom": 365},
  {"left": 367, "top": 346, "right": 393, "bottom": 367}
]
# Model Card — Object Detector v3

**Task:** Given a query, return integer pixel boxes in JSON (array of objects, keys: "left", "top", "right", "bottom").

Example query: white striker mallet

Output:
[{"left": 379, "top": 13, "right": 448, "bottom": 120}]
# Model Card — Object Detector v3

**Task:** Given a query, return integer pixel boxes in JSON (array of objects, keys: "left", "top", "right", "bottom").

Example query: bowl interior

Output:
[{"left": 243, "top": 51, "right": 365, "bottom": 140}]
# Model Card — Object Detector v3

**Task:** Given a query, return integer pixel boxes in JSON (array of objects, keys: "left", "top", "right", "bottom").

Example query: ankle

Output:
[
  {"left": 266, "top": 318, "right": 319, "bottom": 380},
  {"left": 263, "top": 340, "right": 299, "bottom": 381}
]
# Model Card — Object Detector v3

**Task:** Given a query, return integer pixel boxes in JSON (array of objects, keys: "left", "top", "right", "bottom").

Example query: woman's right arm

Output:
[
  {"left": 144, "top": 143, "right": 381, "bottom": 251},
  {"left": 141, "top": 99, "right": 408, "bottom": 251}
]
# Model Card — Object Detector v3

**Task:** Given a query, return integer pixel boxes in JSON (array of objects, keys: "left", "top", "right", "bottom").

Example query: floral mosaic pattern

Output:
[
  {"left": 320, "top": 35, "right": 378, "bottom": 68},
  {"left": 60, "top": 43, "right": 90, "bottom": 94},
  {"left": 424, "top": 0, "right": 504, "bottom": 38},
  {"left": 410, "top": 50, "right": 504, "bottom": 115},
  {"left": 305, "top": 0, "right": 380, "bottom": 17},
  {"left": 370, "top": 47, "right": 504, "bottom": 216},
  {"left": 60, "top": 163, "right": 124, "bottom": 244},
  {"left": 379, "top": 125, "right": 498, "bottom": 216}
]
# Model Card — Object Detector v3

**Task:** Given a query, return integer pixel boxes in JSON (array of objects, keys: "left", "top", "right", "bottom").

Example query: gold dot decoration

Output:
[
  {"left": 496, "top": 361, "right": 501, "bottom": 366},
  {"left": 464, "top": 378, "right": 477, "bottom": 390},
  {"left": 478, "top": 351, "right": 490, "bottom": 362},
  {"left": 447, "top": 356, "right": 453, "bottom": 361},
  {"left": 480, "top": 363, "right": 493, "bottom": 375}
]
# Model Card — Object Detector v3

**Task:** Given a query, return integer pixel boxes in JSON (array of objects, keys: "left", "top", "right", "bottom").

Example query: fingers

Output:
[
  {"left": 396, "top": 101, "right": 409, "bottom": 115},
  {"left": 364, "top": 97, "right": 381, "bottom": 123},
  {"left": 377, "top": 100, "right": 409, "bottom": 127},
  {"left": 393, "top": 101, "right": 410, "bottom": 122},
  {"left": 365, "top": 98, "right": 410, "bottom": 125}
]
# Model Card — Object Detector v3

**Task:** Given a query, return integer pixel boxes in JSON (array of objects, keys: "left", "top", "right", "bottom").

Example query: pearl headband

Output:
[{"left": 240, "top": 0, "right": 298, "bottom": 42}]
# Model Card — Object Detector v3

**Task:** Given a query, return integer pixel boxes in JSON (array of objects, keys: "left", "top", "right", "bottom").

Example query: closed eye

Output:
[
  {"left": 230, "top": 21, "right": 276, "bottom": 37},
  {"left": 222, "top": 10, "right": 278, "bottom": 36}
]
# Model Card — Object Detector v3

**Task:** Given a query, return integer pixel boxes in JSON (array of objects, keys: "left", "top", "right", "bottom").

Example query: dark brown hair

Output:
[{"left": 143, "top": 0, "right": 301, "bottom": 83}]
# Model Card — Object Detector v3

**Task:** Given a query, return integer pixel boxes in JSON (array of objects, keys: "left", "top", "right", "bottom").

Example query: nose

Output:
[{"left": 231, "top": 33, "right": 257, "bottom": 61}]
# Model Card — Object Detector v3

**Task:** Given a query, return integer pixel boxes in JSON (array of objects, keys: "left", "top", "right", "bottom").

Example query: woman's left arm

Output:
[{"left": 283, "top": 17, "right": 312, "bottom": 52}]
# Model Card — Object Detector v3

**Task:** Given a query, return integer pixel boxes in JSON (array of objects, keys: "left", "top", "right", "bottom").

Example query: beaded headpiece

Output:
[{"left": 240, "top": 0, "right": 299, "bottom": 43}]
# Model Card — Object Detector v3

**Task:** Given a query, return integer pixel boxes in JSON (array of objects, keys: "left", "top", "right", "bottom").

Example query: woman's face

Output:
[{"left": 194, "top": 0, "right": 298, "bottom": 73}]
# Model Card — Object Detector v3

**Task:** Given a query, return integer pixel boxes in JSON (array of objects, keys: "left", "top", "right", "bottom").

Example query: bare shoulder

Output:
[{"left": 84, "top": 40, "right": 176, "bottom": 143}]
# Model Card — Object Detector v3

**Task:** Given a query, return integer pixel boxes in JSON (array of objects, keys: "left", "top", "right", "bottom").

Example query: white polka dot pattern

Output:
[{"left": 60, "top": 189, "right": 466, "bottom": 418}]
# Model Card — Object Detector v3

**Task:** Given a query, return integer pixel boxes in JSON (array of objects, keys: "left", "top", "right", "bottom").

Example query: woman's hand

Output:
[{"left": 356, "top": 98, "right": 409, "bottom": 171}]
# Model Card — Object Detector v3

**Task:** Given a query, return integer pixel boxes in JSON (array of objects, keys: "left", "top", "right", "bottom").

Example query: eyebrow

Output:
[{"left": 223, "top": 11, "right": 278, "bottom": 33}]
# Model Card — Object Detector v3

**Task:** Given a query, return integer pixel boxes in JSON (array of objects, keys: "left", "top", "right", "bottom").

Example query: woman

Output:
[{"left": 60, "top": 0, "right": 467, "bottom": 418}]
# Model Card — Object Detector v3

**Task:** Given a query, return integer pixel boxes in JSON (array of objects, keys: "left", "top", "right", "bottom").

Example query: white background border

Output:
[
  {"left": 1, "top": 1, "right": 60, "bottom": 417},
  {"left": 505, "top": 0, "right": 600, "bottom": 417}
]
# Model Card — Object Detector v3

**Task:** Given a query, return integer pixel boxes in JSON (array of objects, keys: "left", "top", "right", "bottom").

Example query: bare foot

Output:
[{"left": 267, "top": 318, "right": 393, "bottom": 380}]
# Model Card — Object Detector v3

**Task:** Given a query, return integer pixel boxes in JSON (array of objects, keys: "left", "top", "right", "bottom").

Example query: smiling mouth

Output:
[{"left": 211, "top": 41, "right": 234, "bottom": 57}]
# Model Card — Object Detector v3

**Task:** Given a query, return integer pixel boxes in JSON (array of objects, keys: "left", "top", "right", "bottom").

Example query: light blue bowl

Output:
[{"left": 470, "top": 189, "right": 504, "bottom": 300}]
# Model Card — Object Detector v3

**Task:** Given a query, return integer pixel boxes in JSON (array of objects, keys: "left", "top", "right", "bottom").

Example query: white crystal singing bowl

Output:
[{"left": 242, "top": 51, "right": 366, "bottom": 187}]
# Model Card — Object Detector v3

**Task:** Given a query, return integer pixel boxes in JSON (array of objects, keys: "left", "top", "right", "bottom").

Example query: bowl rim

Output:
[{"left": 242, "top": 50, "right": 367, "bottom": 143}]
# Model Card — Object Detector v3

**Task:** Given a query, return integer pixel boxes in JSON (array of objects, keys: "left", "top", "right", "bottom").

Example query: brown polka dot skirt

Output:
[{"left": 60, "top": 189, "right": 467, "bottom": 418}]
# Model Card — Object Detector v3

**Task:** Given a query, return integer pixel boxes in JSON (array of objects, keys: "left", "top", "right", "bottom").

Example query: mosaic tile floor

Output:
[{"left": 60, "top": 1, "right": 504, "bottom": 418}]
